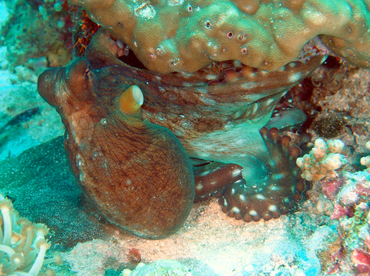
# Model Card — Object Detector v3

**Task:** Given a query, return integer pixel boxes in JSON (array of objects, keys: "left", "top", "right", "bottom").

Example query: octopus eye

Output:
[{"left": 119, "top": 85, "right": 144, "bottom": 116}]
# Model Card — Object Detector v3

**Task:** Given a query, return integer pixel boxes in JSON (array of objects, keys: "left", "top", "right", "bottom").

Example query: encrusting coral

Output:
[
  {"left": 296, "top": 138, "right": 348, "bottom": 181},
  {"left": 0, "top": 193, "right": 53, "bottom": 275},
  {"left": 2, "top": 0, "right": 72, "bottom": 69},
  {"left": 320, "top": 170, "right": 370, "bottom": 274},
  {"left": 294, "top": 135, "right": 370, "bottom": 274},
  {"left": 69, "top": 0, "right": 370, "bottom": 73}
]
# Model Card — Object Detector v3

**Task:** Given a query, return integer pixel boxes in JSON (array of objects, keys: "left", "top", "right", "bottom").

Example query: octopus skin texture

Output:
[
  {"left": 38, "top": 58, "right": 195, "bottom": 240},
  {"left": 37, "top": 28, "right": 324, "bottom": 238}
]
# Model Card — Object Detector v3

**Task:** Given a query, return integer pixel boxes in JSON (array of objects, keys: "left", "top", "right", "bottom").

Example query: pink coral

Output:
[
  {"left": 321, "top": 176, "right": 345, "bottom": 200},
  {"left": 352, "top": 249, "right": 370, "bottom": 273}
]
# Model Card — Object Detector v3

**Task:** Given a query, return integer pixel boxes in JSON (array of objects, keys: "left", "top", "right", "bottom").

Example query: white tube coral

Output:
[{"left": 0, "top": 193, "right": 51, "bottom": 275}]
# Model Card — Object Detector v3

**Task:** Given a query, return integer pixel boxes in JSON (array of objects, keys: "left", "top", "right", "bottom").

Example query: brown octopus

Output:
[{"left": 38, "top": 29, "right": 325, "bottom": 239}]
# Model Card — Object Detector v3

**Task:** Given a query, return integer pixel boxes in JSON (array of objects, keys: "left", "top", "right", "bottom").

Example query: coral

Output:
[
  {"left": 312, "top": 112, "right": 346, "bottom": 139},
  {"left": 286, "top": 61, "right": 370, "bottom": 171},
  {"left": 360, "top": 141, "right": 370, "bottom": 173},
  {"left": 2, "top": 0, "right": 72, "bottom": 69},
  {"left": 331, "top": 176, "right": 368, "bottom": 220},
  {"left": 296, "top": 167, "right": 370, "bottom": 274},
  {"left": 320, "top": 176, "right": 346, "bottom": 201},
  {"left": 69, "top": 6, "right": 100, "bottom": 57},
  {"left": 352, "top": 244, "right": 370, "bottom": 274},
  {"left": 69, "top": 0, "right": 370, "bottom": 74},
  {"left": 280, "top": 55, "right": 358, "bottom": 134},
  {"left": 298, "top": 64, "right": 370, "bottom": 142},
  {"left": 325, "top": 171, "right": 370, "bottom": 274},
  {"left": 297, "top": 138, "right": 348, "bottom": 181},
  {"left": 0, "top": 193, "right": 52, "bottom": 275}
]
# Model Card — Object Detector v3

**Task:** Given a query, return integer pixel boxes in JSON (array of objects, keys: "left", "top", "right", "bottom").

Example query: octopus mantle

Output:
[{"left": 38, "top": 29, "right": 324, "bottom": 239}]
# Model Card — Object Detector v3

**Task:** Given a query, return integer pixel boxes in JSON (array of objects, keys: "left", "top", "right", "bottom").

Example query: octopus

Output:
[{"left": 37, "top": 29, "right": 325, "bottom": 239}]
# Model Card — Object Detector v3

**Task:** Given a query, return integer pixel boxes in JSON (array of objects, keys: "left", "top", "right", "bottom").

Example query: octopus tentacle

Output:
[
  {"left": 193, "top": 162, "right": 243, "bottom": 202},
  {"left": 219, "top": 127, "right": 306, "bottom": 222},
  {"left": 192, "top": 127, "right": 306, "bottom": 222}
]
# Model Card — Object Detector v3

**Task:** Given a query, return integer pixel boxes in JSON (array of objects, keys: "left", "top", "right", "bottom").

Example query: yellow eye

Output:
[{"left": 119, "top": 85, "right": 144, "bottom": 115}]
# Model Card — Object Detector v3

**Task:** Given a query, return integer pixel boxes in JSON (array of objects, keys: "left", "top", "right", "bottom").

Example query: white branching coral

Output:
[
  {"left": 0, "top": 193, "right": 51, "bottom": 275},
  {"left": 296, "top": 138, "right": 348, "bottom": 181}
]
